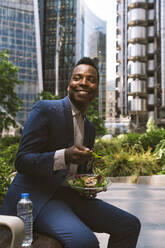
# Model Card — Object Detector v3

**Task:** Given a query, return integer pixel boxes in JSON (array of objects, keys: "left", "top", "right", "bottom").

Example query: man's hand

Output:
[{"left": 65, "top": 145, "right": 93, "bottom": 165}]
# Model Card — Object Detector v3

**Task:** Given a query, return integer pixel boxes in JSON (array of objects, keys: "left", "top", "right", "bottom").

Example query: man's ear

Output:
[{"left": 67, "top": 85, "right": 69, "bottom": 93}]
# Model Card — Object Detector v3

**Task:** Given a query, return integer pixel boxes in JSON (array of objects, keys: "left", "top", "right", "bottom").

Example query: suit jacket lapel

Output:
[{"left": 62, "top": 96, "right": 74, "bottom": 147}]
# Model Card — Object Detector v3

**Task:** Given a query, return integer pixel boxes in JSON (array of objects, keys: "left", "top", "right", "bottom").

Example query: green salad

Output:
[{"left": 68, "top": 174, "right": 109, "bottom": 194}]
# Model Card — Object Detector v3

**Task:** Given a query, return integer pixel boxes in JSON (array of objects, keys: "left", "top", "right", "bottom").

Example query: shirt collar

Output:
[{"left": 68, "top": 98, "right": 86, "bottom": 118}]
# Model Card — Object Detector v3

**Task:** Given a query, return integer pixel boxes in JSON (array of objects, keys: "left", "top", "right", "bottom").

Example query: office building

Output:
[
  {"left": 0, "top": 0, "right": 42, "bottom": 125},
  {"left": 81, "top": 2, "right": 106, "bottom": 119},
  {"left": 39, "top": 0, "right": 79, "bottom": 96},
  {"left": 116, "top": 0, "right": 165, "bottom": 130}
]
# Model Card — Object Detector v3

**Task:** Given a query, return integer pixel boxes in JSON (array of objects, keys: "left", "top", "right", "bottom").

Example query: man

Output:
[{"left": 2, "top": 57, "right": 141, "bottom": 247}]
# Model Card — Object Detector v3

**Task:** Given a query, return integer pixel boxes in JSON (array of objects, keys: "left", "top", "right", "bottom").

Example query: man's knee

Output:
[{"left": 132, "top": 215, "right": 141, "bottom": 235}]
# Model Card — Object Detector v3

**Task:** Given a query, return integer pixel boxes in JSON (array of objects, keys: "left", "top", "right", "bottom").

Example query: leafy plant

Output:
[
  {"left": 0, "top": 50, "right": 23, "bottom": 135},
  {"left": 0, "top": 137, "right": 19, "bottom": 204},
  {"left": 86, "top": 97, "right": 107, "bottom": 136},
  {"left": 117, "top": 132, "right": 141, "bottom": 151},
  {"left": 138, "top": 127, "right": 165, "bottom": 151}
]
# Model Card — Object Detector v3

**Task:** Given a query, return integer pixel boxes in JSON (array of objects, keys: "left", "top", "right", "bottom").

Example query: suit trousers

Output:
[{"left": 33, "top": 186, "right": 141, "bottom": 248}]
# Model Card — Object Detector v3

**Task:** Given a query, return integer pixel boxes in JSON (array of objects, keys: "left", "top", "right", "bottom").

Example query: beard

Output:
[{"left": 68, "top": 91, "right": 90, "bottom": 112}]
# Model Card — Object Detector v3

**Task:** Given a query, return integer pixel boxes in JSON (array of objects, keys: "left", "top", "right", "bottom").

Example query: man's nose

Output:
[{"left": 80, "top": 77, "right": 88, "bottom": 85}]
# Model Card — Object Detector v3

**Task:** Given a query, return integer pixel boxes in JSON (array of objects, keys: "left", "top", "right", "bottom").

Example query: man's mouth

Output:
[{"left": 75, "top": 89, "right": 90, "bottom": 93}]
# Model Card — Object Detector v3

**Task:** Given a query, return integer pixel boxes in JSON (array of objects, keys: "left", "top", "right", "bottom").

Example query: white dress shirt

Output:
[{"left": 53, "top": 100, "right": 85, "bottom": 179}]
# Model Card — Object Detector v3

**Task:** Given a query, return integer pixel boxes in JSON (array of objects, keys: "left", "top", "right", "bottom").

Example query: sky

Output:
[{"left": 84, "top": 0, "right": 116, "bottom": 81}]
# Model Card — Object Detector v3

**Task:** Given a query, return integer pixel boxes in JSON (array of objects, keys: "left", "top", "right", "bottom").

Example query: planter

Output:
[{"left": 110, "top": 175, "right": 165, "bottom": 186}]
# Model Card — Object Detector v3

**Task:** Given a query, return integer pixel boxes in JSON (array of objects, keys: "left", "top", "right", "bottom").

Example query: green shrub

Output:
[
  {"left": 117, "top": 132, "right": 141, "bottom": 151},
  {"left": 138, "top": 127, "right": 165, "bottom": 151},
  {"left": 93, "top": 137, "right": 161, "bottom": 178},
  {"left": 0, "top": 135, "right": 20, "bottom": 148},
  {"left": 0, "top": 139, "right": 19, "bottom": 205},
  {"left": 154, "top": 139, "right": 165, "bottom": 170},
  {"left": 103, "top": 151, "right": 134, "bottom": 177},
  {"left": 129, "top": 147, "right": 160, "bottom": 177},
  {"left": 0, "top": 158, "right": 15, "bottom": 204},
  {"left": 94, "top": 137, "right": 122, "bottom": 155},
  {"left": 157, "top": 165, "right": 165, "bottom": 175}
]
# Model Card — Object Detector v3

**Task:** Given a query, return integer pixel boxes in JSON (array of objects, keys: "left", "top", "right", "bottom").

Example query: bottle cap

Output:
[{"left": 21, "top": 193, "right": 29, "bottom": 198}]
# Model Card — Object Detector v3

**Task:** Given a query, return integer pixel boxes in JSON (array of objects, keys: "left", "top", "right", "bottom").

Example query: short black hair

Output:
[{"left": 74, "top": 57, "right": 99, "bottom": 82}]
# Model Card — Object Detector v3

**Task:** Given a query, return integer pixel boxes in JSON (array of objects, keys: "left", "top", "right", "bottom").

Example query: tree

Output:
[
  {"left": 0, "top": 50, "right": 22, "bottom": 135},
  {"left": 35, "top": 91, "right": 61, "bottom": 101},
  {"left": 86, "top": 97, "right": 107, "bottom": 137}
]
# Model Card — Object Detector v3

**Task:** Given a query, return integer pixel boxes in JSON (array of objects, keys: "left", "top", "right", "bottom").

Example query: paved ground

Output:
[{"left": 95, "top": 183, "right": 165, "bottom": 248}]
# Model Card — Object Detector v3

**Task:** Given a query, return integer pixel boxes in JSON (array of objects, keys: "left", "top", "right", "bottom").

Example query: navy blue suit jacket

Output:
[{"left": 2, "top": 96, "right": 95, "bottom": 219}]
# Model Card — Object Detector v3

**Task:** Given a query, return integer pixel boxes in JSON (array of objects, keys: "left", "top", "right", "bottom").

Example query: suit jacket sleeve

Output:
[{"left": 15, "top": 100, "right": 68, "bottom": 178}]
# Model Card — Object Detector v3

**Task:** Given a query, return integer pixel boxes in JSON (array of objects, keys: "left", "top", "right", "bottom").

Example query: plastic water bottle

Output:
[{"left": 17, "top": 193, "right": 33, "bottom": 247}]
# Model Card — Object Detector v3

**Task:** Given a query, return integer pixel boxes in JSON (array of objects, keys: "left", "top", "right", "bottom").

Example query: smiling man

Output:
[
  {"left": 67, "top": 60, "right": 99, "bottom": 112},
  {"left": 2, "top": 57, "right": 141, "bottom": 248}
]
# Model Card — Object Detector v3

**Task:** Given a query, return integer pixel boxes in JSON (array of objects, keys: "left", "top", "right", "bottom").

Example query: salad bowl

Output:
[{"left": 68, "top": 174, "right": 112, "bottom": 195}]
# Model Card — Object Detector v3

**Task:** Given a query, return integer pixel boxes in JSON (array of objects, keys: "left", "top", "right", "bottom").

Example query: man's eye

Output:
[
  {"left": 88, "top": 77, "right": 96, "bottom": 83},
  {"left": 73, "top": 76, "right": 81, "bottom": 81}
]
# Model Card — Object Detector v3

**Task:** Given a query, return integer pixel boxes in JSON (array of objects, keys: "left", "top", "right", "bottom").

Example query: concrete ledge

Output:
[{"left": 110, "top": 175, "right": 165, "bottom": 186}]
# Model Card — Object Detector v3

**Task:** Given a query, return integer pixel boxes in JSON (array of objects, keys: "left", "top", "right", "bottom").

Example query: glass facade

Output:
[
  {"left": 0, "top": 0, "right": 42, "bottom": 124},
  {"left": 39, "top": 0, "right": 78, "bottom": 97},
  {"left": 81, "top": 2, "right": 106, "bottom": 119}
]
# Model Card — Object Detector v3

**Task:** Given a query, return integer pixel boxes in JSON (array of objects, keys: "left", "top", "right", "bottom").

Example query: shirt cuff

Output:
[{"left": 53, "top": 149, "right": 66, "bottom": 171}]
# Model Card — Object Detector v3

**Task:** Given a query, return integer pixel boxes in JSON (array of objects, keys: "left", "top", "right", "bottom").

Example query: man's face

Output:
[{"left": 67, "top": 64, "right": 99, "bottom": 111}]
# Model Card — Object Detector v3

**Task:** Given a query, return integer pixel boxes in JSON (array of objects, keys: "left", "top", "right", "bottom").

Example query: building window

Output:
[
  {"left": 148, "top": 26, "right": 154, "bottom": 37},
  {"left": 148, "top": 94, "right": 154, "bottom": 105},
  {"left": 128, "top": 61, "right": 146, "bottom": 75},
  {"left": 128, "top": 78, "right": 146, "bottom": 93},
  {"left": 129, "top": 98, "right": 146, "bottom": 111},
  {"left": 128, "top": 26, "right": 146, "bottom": 40},
  {"left": 128, "top": 43, "right": 146, "bottom": 57},
  {"left": 128, "top": 8, "right": 146, "bottom": 22},
  {"left": 148, "top": 77, "right": 154, "bottom": 88},
  {"left": 148, "top": 43, "right": 154, "bottom": 54},
  {"left": 148, "top": 60, "right": 154, "bottom": 71},
  {"left": 148, "top": 9, "right": 154, "bottom": 20}
]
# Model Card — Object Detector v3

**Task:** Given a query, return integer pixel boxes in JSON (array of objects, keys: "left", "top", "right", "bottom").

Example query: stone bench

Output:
[
  {"left": 0, "top": 215, "right": 63, "bottom": 248},
  {"left": 0, "top": 215, "right": 24, "bottom": 248},
  {"left": 0, "top": 225, "right": 12, "bottom": 248},
  {"left": 33, "top": 232, "right": 63, "bottom": 248}
]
